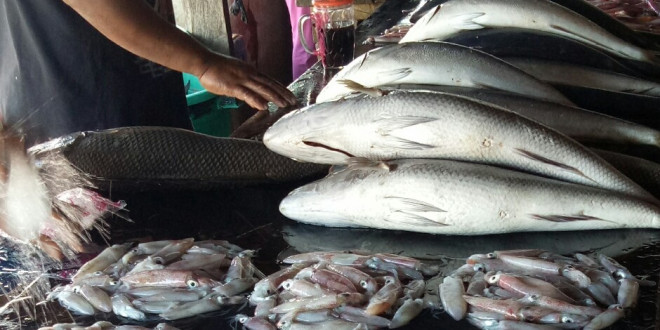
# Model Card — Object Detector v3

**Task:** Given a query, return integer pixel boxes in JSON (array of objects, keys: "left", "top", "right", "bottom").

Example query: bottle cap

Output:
[{"left": 313, "top": 0, "right": 353, "bottom": 8}]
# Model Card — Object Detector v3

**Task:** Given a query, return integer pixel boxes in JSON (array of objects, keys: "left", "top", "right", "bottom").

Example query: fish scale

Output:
[
  {"left": 279, "top": 159, "right": 660, "bottom": 235},
  {"left": 265, "top": 91, "right": 652, "bottom": 200}
]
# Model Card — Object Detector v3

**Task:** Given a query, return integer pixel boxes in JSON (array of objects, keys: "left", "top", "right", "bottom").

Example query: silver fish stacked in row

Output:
[
  {"left": 438, "top": 249, "right": 654, "bottom": 329},
  {"left": 264, "top": 13, "right": 660, "bottom": 234},
  {"left": 45, "top": 238, "right": 262, "bottom": 323},
  {"left": 242, "top": 251, "right": 440, "bottom": 329}
]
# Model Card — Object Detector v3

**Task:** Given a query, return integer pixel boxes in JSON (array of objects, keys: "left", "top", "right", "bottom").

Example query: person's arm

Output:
[{"left": 62, "top": 0, "right": 296, "bottom": 110}]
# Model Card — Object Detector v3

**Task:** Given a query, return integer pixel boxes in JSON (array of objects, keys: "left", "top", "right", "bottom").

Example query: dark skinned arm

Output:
[{"left": 62, "top": 0, "right": 296, "bottom": 110}]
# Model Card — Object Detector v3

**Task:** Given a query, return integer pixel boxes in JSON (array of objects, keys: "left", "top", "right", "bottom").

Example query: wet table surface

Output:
[{"left": 3, "top": 0, "right": 660, "bottom": 329}]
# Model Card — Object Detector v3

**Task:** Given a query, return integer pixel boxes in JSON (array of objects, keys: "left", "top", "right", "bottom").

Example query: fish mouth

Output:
[{"left": 302, "top": 141, "right": 355, "bottom": 158}]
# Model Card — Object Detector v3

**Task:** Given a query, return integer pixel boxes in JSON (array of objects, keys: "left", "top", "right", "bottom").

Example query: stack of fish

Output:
[
  {"left": 46, "top": 238, "right": 262, "bottom": 322},
  {"left": 241, "top": 251, "right": 440, "bottom": 329},
  {"left": 263, "top": 0, "right": 660, "bottom": 235},
  {"left": 439, "top": 249, "right": 652, "bottom": 329},
  {"left": 39, "top": 321, "right": 179, "bottom": 330}
]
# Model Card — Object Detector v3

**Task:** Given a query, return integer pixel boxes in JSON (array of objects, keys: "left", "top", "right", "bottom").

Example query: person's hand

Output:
[{"left": 197, "top": 53, "right": 297, "bottom": 111}]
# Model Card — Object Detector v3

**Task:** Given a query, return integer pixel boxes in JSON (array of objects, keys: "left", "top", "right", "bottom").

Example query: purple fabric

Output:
[{"left": 285, "top": 0, "right": 317, "bottom": 80}]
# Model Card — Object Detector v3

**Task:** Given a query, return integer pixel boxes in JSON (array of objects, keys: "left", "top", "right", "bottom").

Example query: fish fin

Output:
[
  {"left": 514, "top": 148, "right": 597, "bottom": 184},
  {"left": 385, "top": 196, "right": 448, "bottom": 226},
  {"left": 346, "top": 157, "right": 394, "bottom": 171},
  {"left": 375, "top": 116, "right": 438, "bottom": 133},
  {"left": 450, "top": 13, "right": 486, "bottom": 30},
  {"left": 338, "top": 80, "right": 387, "bottom": 97},
  {"left": 373, "top": 136, "right": 435, "bottom": 150},
  {"left": 531, "top": 214, "right": 615, "bottom": 224},
  {"left": 375, "top": 67, "right": 413, "bottom": 83}
]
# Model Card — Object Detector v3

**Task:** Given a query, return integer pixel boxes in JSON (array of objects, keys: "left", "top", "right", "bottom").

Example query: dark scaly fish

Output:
[{"left": 28, "top": 126, "right": 328, "bottom": 191}]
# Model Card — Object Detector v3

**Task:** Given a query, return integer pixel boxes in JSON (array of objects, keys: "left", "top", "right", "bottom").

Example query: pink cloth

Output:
[{"left": 285, "top": 0, "right": 317, "bottom": 80}]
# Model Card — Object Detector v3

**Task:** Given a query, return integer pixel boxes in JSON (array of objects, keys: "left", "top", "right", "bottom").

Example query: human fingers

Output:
[
  {"left": 251, "top": 74, "right": 297, "bottom": 105},
  {"left": 245, "top": 79, "right": 291, "bottom": 108},
  {"left": 233, "top": 85, "right": 269, "bottom": 110}
]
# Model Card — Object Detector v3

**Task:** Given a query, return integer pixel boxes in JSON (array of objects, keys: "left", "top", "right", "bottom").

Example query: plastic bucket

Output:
[{"left": 183, "top": 73, "right": 238, "bottom": 137}]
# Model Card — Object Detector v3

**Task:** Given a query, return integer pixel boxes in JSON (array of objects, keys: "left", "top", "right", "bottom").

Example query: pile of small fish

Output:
[
  {"left": 439, "top": 249, "right": 653, "bottom": 329},
  {"left": 264, "top": 0, "right": 660, "bottom": 235},
  {"left": 239, "top": 251, "right": 440, "bottom": 329},
  {"left": 39, "top": 321, "right": 179, "bottom": 330},
  {"left": 45, "top": 238, "right": 262, "bottom": 323}
]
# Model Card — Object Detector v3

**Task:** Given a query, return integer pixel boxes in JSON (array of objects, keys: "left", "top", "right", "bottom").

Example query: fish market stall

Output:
[{"left": 3, "top": 0, "right": 660, "bottom": 329}]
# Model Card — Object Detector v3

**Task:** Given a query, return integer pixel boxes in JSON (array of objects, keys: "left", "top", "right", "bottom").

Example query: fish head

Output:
[{"left": 264, "top": 105, "right": 353, "bottom": 165}]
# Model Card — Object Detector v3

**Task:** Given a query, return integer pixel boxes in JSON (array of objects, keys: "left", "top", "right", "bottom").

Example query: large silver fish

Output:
[
  {"left": 503, "top": 57, "right": 660, "bottom": 97},
  {"left": 382, "top": 85, "right": 660, "bottom": 148},
  {"left": 279, "top": 159, "right": 660, "bottom": 235},
  {"left": 315, "top": 42, "right": 573, "bottom": 106},
  {"left": 400, "top": 0, "right": 660, "bottom": 64},
  {"left": 264, "top": 91, "right": 651, "bottom": 199}
]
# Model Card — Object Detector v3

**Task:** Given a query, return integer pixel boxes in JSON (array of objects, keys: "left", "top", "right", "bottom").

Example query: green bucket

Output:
[{"left": 183, "top": 73, "right": 239, "bottom": 137}]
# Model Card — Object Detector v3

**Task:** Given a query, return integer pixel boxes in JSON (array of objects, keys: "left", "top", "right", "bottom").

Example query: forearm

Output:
[{"left": 62, "top": 0, "right": 213, "bottom": 76}]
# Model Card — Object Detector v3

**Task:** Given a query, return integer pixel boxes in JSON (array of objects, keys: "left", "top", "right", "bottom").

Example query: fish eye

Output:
[
  {"left": 153, "top": 257, "right": 165, "bottom": 265},
  {"left": 187, "top": 280, "right": 199, "bottom": 288},
  {"left": 561, "top": 316, "right": 574, "bottom": 323},
  {"left": 360, "top": 280, "right": 368, "bottom": 288},
  {"left": 473, "top": 264, "right": 486, "bottom": 272},
  {"left": 486, "top": 253, "right": 496, "bottom": 259},
  {"left": 488, "top": 275, "right": 498, "bottom": 283},
  {"left": 109, "top": 280, "right": 118, "bottom": 286},
  {"left": 72, "top": 286, "right": 80, "bottom": 293},
  {"left": 282, "top": 281, "right": 292, "bottom": 290},
  {"left": 93, "top": 271, "right": 103, "bottom": 276}
]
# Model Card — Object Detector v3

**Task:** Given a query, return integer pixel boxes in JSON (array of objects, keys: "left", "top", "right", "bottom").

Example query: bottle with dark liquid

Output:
[{"left": 299, "top": 0, "right": 356, "bottom": 70}]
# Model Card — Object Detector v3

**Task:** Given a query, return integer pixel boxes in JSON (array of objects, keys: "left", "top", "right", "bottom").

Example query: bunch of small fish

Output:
[
  {"left": 45, "top": 238, "right": 262, "bottom": 322},
  {"left": 39, "top": 321, "right": 179, "bottom": 330},
  {"left": 439, "top": 249, "right": 653, "bottom": 329},
  {"left": 240, "top": 251, "right": 440, "bottom": 329}
]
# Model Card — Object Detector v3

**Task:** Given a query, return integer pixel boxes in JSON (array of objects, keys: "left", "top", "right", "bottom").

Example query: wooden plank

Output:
[{"left": 172, "top": 0, "right": 233, "bottom": 55}]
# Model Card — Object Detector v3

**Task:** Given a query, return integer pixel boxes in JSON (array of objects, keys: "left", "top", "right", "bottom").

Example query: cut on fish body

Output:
[
  {"left": 315, "top": 41, "right": 573, "bottom": 106},
  {"left": 279, "top": 159, "right": 660, "bottom": 235},
  {"left": 400, "top": 0, "right": 660, "bottom": 64},
  {"left": 265, "top": 91, "right": 652, "bottom": 200}
]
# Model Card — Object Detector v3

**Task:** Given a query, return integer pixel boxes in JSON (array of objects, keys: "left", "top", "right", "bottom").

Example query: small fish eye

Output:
[
  {"left": 473, "top": 264, "right": 485, "bottom": 272},
  {"left": 187, "top": 280, "right": 199, "bottom": 288},
  {"left": 561, "top": 316, "right": 574, "bottom": 323},
  {"left": 360, "top": 280, "right": 368, "bottom": 288},
  {"left": 93, "top": 271, "right": 103, "bottom": 276},
  {"left": 109, "top": 280, "right": 118, "bottom": 286},
  {"left": 486, "top": 253, "right": 496, "bottom": 259}
]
